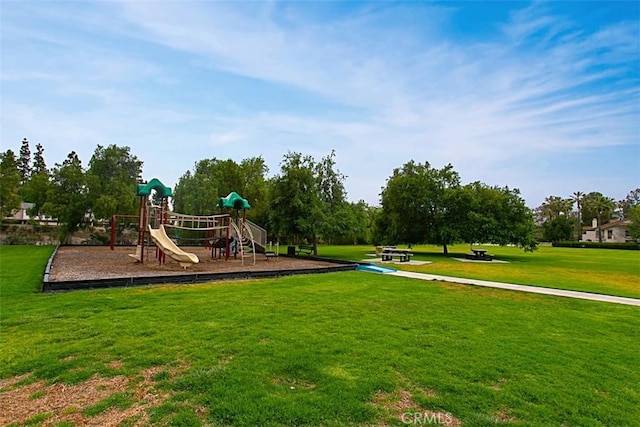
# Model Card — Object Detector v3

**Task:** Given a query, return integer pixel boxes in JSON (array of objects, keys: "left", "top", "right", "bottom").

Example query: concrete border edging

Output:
[
  {"left": 42, "top": 252, "right": 357, "bottom": 292},
  {"left": 42, "top": 244, "right": 60, "bottom": 288}
]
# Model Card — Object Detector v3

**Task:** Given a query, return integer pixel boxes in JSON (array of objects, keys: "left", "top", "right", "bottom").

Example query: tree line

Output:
[
  {"left": 535, "top": 190, "right": 640, "bottom": 243},
  {"left": 1, "top": 139, "right": 143, "bottom": 242},
  {"left": 2, "top": 138, "right": 637, "bottom": 249}
]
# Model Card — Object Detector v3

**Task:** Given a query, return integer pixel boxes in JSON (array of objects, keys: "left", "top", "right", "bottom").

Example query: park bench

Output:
[
  {"left": 465, "top": 249, "right": 493, "bottom": 261},
  {"left": 381, "top": 248, "right": 413, "bottom": 262},
  {"left": 297, "top": 244, "right": 314, "bottom": 255},
  {"left": 265, "top": 243, "right": 279, "bottom": 261}
]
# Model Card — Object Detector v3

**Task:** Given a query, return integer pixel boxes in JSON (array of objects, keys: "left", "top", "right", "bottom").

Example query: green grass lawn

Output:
[
  {"left": 317, "top": 244, "right": 640, "bottom": 299},
  {"left": 1, "top": 245, "right": 639, "bottom": 426}
]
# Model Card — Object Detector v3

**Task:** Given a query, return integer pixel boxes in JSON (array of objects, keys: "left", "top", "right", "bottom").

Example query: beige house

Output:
[
  {"left": 581, "top": 218, "right": 632, "bottom": 243},
  {"left": 8, "top": 202, "right": 56, "bottom": 225}
]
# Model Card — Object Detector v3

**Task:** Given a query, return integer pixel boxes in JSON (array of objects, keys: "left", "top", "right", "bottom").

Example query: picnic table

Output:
[
  {"left": 381, "top": 247, "right": 413, "bottom": 262},
  {"left": 466, "top": 248, "right": 493, "bottom": 261}
]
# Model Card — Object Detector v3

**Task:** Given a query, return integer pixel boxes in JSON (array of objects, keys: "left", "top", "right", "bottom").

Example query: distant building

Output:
[
  {"left": 582, "top": 218, "right": 632, "bottom": 243},
  {"left": 7, "top": 202, "right": 57, "bottom": 225}
]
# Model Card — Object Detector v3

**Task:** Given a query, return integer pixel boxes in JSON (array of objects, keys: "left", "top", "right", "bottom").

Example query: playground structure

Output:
[{"left": 111, "top": 178, "right": 267, "bottom": 269}]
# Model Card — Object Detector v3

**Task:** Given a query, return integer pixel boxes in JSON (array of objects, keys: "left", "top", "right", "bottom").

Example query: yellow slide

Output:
[{"left": 147, "top": 225, "right": 199, "bottom": 269}]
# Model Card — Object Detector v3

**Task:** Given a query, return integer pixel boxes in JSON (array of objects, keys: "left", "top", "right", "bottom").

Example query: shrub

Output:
[
  {"left": 552, "top": 241, "right": 639, "bottom": 250},
  {"left": 1, "top": 228, "right": 37, "bottom": 245},
  {"left": 88, "top": 230, "right": 110, "bottom": 245}
]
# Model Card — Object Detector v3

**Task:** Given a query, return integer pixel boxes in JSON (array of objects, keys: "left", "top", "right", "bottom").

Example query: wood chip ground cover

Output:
[{"left": 48, "top": 246, "right": 337, "bottom": 282}]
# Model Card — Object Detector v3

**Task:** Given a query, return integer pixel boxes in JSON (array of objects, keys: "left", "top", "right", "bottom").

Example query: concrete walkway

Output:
[{"left": 389, "top": 271, "right": 640, "bottom": 306}]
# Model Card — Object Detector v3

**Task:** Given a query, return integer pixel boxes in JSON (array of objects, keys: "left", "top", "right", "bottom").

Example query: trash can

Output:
[{"left": 287, "top": 245, "right": 296, "bottom": 256}]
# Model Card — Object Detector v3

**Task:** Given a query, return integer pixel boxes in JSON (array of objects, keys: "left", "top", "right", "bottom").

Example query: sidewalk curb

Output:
[{"left": 390, "top": 271, "right": 640, "bottom": 306}]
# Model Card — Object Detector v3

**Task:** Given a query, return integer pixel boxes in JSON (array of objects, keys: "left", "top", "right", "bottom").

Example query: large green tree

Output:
[
  {"left": 22, "top": 171, "right": 51, "bottom": 221},
  {"left": 267, "top": 151, "right": 349, "bottom": 254},
  {"left": 329, "top": 200, "right": 371, "bottom": 244},
  {"left": 380, "top": 161, "right": 461, "bottom": 254},
  {"left": 86, "top": 144, "right": 143, "bottom": 220},
  {"left": 312, "top": 150, "right": 351, "bottom": 244},
  {"left": 0, "top": 150, "right": 22, "bottom": 219},
  {"left": 44, "top": 152, "right": 89, "bottom": 242},
  {"left": 542, "top": 215, "right": 574, "bottom": 242},
  {"left": 268, "top": 152, "right": 319, "bottom": 247},
  {"left": 237, "top": 157, "right": 269, "bottom": 223},
  {"left": 461, "top": 182, "right": 537, "bottom": 251},
  {"left": 379, "top": 162, "right": 537, "bottom": 253},
  {"left": 173, "top": 156, "right": 268, "bottom": 220},
  {"left": 173, "top": 168, "right": 217, "bottom": 215},
  {"left": 371, "top": 207, "right": 393, "bottom": 246}
]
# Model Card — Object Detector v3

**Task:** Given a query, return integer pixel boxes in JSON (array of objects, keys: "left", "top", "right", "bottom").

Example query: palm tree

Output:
[
  {"left": 572, "top": 191, "right": 584, "bottom": 241},
  {"left": 583, "top": 193, "right": 616, "bottom": 243},
  {"left": 541, "top": 196, "right": 573, "bottom": 222}
]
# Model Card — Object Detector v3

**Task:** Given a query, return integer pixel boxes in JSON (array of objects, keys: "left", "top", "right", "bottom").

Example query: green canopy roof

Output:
[
  {"left": 217, "top": 192, "right": 251, "bottom": 210},
  {"left": 136, "top": 178, "right": 173, "bottom": 198}
]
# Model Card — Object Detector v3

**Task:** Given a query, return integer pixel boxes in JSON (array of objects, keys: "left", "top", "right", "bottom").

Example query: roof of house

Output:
[
  {"left": 582, "top": 219, "right": 630, "bottom": 231},
  {"left": 600, "top": 219, "right": 631, "bottom": 230}
]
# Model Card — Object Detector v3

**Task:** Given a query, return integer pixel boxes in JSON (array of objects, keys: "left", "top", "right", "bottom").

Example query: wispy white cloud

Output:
[{"left": 1, "top": 1, "right": 637, "bottom": 206}]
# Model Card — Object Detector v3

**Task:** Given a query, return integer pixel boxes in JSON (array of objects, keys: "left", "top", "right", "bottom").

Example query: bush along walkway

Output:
[{"left": 390, "top": 271, "right": 640, "bottom": 306}]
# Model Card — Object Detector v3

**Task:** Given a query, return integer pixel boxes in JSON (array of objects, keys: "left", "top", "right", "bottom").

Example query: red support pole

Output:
[{"left": 110, "top": 215, "right": 116, "bottom": 250}]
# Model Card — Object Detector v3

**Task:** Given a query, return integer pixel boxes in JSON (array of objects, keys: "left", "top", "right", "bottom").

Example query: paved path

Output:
[{"left": 389, "top": 271, "right": 640, "bottom": 306}]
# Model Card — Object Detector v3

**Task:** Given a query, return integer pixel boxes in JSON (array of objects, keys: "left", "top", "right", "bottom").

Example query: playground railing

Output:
[{"left": 245, "top": 220, "right": 267, "bottom": 248}]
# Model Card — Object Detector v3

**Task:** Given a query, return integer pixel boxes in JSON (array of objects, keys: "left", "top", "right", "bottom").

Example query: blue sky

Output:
[{"left": 1, "top": 1, "right": 638, "bottom": 208}]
